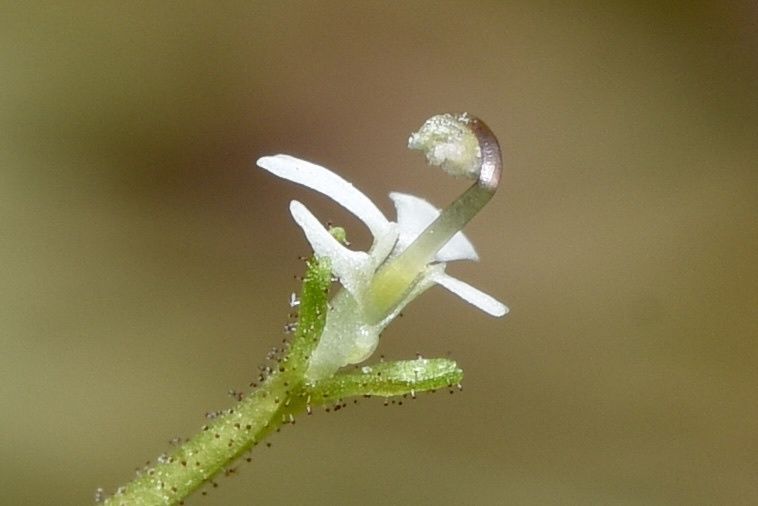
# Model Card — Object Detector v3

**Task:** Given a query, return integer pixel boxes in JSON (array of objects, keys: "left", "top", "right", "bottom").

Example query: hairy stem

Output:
[
  {"left": 103, "top": 255, "right": 464, "bottom": 505},
  {"left": 104, "top": 372, "right": 301, "bottom": 505},
  {"left": 104, "top": 258, "right": 331, "bottom": 505}
]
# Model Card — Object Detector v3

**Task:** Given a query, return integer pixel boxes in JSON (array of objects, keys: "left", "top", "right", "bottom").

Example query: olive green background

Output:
[{"left": 2, "top": 2, "right": 756, "bottom": 505}]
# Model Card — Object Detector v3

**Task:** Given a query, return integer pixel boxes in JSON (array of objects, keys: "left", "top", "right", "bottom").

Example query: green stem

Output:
[
  {"left": 104, "top": 258, "right": 332, "bottom": 506},
  {"left": 104, "top": 372, "right": 301, "bottom": 505},
  {"left": 103, "top": 256, "right": 464, "bottom": 505}
]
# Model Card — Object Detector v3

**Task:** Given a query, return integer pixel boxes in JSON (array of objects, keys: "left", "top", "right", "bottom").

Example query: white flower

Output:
[{"left": 257, "top": 114, "right": 508, "bottom": 381}]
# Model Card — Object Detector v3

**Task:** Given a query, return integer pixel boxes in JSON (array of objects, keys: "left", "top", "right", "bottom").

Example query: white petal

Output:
[
  {"left": 430, "top": 272, "right": 508, "bottom": 317},
  {"left": 289, "top": 200, "right": 372, "bottom": 296},
  {"left": 258, "top": 155, "right": 391, "bottom": 238},
  {"left": 389, "top": 192, "right": 479, "bottom": 262},
  {"left": 366, "top": 223, "right": 400, "bottom": 270}
]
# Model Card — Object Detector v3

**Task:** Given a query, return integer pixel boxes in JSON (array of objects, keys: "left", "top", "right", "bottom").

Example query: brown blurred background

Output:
[{"left": 2, "top": 1, "right": 757, "bottom": 505}]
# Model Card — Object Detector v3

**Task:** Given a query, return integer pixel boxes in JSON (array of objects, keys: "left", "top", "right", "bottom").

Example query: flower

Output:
[{"left": 257, "top": 114, "right": 508, "bottom": 381}]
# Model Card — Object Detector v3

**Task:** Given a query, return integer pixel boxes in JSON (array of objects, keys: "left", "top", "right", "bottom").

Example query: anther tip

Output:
[
  {"left": 408, "top": 113, "right": 482, "bottom": 180},
  {"left": 409, "top": 113, "right": 502, "bottom": 192}
]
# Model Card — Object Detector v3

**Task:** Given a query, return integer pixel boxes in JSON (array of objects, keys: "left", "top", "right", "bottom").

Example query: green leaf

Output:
[{"left": 308, "top": 358, "right": 463, "bottom": 400}]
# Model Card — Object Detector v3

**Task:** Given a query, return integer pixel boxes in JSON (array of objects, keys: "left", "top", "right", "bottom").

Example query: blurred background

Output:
[{"left": 2, "top": 1, "right": 756, "bottom": 504}]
